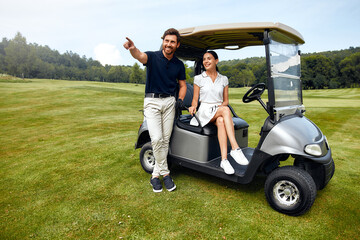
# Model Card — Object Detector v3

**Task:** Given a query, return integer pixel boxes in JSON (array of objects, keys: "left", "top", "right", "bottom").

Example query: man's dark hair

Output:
[{"left": 162, "top": 28, "right": 180, "bottom": 43}]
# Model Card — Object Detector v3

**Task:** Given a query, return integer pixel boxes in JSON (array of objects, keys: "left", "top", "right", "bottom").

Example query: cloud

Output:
[{"left": 94, "top": 43, "right": 122, "bottom": 66}]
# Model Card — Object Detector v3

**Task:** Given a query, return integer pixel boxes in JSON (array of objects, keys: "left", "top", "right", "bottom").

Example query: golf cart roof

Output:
[{"left": 176, "top": 22, "right": 304, "bottom": 60}]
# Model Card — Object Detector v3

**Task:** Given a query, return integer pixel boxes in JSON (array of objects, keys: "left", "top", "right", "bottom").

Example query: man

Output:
[{"left": 123, "top": 28, "right": 187, "bottom": 192}]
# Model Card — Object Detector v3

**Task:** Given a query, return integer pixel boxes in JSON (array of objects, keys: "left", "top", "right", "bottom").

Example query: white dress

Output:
[{"left": 190, "top": 71, "right": 229, "bottom": 127}]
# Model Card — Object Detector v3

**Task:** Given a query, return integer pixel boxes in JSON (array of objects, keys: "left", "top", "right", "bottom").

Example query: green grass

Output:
[{"left": 1, "top": 78, "right": 359, "bottom": 239}]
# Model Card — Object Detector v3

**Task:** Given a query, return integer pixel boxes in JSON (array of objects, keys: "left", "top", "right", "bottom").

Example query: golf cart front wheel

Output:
[{"left": 265, "top": 166, "right": 317, "bottom": 216}]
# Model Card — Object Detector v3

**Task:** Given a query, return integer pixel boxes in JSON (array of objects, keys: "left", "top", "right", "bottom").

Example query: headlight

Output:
[{"left": 304, "top": 144, "right": 322, "bottom": 156}]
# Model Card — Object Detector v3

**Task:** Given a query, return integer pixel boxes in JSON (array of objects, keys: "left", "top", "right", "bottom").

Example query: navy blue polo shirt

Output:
[{"left": 144, "top": 50, "right": 186, "bottom": 95}]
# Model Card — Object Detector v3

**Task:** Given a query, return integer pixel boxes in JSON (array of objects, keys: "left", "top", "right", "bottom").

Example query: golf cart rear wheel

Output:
[
  {"left": 265, "top": 166, "right": 317, "bottom": 216},
  {"left": 140, "top": 142, "right": 155, "bottom": 174},
  {"left": 139, "top": 142, "right": 172, "bottom": 174}
]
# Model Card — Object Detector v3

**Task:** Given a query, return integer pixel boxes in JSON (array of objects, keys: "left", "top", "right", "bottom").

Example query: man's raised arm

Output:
[{"left": 123, "top": 37, "right": 148, "bottom": 65}]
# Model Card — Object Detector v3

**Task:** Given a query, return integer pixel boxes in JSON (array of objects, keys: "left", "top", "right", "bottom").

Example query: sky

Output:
[{"left": 1, "top": 0, "right": 359, "bottom": 67}]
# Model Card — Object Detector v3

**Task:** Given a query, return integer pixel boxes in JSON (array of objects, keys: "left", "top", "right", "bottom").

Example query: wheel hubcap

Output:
[
  {"left": 144, "top": 149, "right": 155, "bottom": 168},
  {"left": 273, "top": 180, "right": 300, "bottom": 206}
]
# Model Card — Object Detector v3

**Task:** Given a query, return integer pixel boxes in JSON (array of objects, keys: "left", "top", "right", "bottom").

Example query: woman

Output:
[{"left": 189, "top": 51, "right": 248, "bottom": 175}]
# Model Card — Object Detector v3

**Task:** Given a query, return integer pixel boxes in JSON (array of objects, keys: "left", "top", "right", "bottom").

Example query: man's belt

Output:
[{"left": 145, "top": 93, "right": 174, "bottom": 98}]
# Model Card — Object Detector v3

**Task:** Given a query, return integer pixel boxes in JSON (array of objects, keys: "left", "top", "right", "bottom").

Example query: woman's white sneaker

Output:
[
  {"left": 220, "top": 159, "right": 235, "bottom": 175},
  {"left": 230, "top": 148, "right": 249, "bottom": 165}
]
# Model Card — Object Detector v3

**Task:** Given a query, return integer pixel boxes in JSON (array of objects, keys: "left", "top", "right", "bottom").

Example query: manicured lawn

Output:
[{"left": 1, "top": 78, "right": 359, "bottom": 239}]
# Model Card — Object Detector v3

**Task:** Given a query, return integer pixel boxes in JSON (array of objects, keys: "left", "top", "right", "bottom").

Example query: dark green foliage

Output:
[
  {"left": 216, "top": 47, "right": 360, "bottom": 89},
  {"left": 301, "top": 55, "right": 337, "bottom": 89},
  {"left": 107, "top": 65, "right": 131, "bottom": 83},
  {"left": 130, "top": 63, "right": 145, "bottom": 84},
  {"left": 218, "top": 58, "right": 266, "bottom": 88},
  {"left": 299, "top": 47, "right": 359, "bottom": 89},
  {"left": 0, "top": 32, "right": 143, "bottom": 83},
  {"left": 339, "top": 52, "right": 360, "bottom": 88}
]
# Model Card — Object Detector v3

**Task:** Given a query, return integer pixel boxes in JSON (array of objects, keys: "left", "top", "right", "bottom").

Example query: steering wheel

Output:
[{"left": 242, "top": 83, "right": 266, "bottom": 103}]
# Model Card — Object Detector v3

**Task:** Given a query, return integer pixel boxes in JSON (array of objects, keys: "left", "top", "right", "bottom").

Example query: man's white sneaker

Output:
[
  {"left": 220, "top": 159, "right": 235, "bottom": 175},
  {"left": 230, "top": 148, "right": 249, "bottom": 165}
]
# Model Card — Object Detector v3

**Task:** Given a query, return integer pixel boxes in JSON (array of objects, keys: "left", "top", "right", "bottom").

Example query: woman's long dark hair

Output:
[{"left": 203, "top": 50, "right": 219, "bottom": 72}]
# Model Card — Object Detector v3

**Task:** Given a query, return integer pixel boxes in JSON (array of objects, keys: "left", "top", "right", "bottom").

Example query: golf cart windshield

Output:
[
  {"left": 269, "top": 31, "right": 302, "bottom": 108},
  {"left": 176, "top": 22, "right": 305, "bottom": 121}
]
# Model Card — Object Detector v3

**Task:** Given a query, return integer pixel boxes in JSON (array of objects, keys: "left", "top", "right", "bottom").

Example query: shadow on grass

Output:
[{"left": 170, "top": 164, "right": 266, "bottom": 193}]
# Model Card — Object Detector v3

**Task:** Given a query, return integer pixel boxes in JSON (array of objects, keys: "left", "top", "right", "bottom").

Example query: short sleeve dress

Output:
[{"left": 190, "top": 71, "right": 229, "bottom": 126}]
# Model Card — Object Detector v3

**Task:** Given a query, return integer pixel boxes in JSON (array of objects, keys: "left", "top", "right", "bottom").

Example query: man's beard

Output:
[{"left": 164, "top": 46, "right": 176, "bottom": 55}]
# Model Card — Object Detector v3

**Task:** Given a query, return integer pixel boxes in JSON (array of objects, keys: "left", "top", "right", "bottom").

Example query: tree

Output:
[
  {"left": 130, "top": 63, "right": 144, "bottom": 84},
  {"left": 108, "top": 66, "right": 128, "bottom": 82},
  {"left": 233, "top": 69, "right": 256, "bottom": 87},
  {"left": 0, "top": 38, "right": 9, "bottom": 73},
  {"left": 184, "top": 63, "right": 193, "bottom": 84},
  {"left": 242, "top": 69, "right": 256, "bottom": 87},
  {"left": 228, "top": 69, "right": 241, "bottom": 88},
  {"left": 329, "top": 78, "right": 340, "bottom": 89},
  {"left": 313, "top": 74, "right": 327, "bottom": 89},
  {"left": 4, "top": 32, "right": 30, "bottom": 77},
  {"left": 301, "top": 55, "right": 337, "bottom": 89},
  {"left": 339, "top": 52, "right": 360, "bottom": 88},
  {"left": 251, "top": 63, "right": 267, "bottom": 84},
  {"left": 90, "top": 66, "right": 107, "bottom": 81}
]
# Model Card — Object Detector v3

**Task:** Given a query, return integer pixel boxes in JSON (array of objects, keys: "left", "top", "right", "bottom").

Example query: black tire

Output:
[
  {"left": 139, "top": 142, "right": 155, "bottom": 174},
  {"left": 329, "top": 159, "right": 335, "bottom": 179},
  {"left": 265, "top": 166, "right": 317, "bottom": 216},
  {"left": 294, "top": 157, "right": 335, "bottom": 190},
  {"left": 139, "top": 142, "right": 172, "bottom": 174}
]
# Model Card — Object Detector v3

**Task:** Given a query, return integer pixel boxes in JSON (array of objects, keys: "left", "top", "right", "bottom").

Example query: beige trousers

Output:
[{"left": 144, "top": 97, "right": 176, "bottom": 177}]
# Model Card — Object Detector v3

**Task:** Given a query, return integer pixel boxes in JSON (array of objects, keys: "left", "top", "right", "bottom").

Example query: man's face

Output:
[{"left": 162, "top": 35, "right": 180, "bottom": 56}]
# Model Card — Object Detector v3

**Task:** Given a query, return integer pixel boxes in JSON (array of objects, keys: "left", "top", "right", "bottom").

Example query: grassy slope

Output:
[{"left": 0, "top": 79, "right": 359, "bottom": 239}]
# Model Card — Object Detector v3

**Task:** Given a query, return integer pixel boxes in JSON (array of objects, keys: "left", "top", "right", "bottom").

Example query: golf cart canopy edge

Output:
[{"left": 176, "top": 22, "right": 305, "bottom": 61}]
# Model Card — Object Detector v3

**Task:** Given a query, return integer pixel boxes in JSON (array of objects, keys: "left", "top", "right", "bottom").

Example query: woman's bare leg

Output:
[
  {"left": 212, "top": 106, "right": 248, "bottom": 165},
  {"left": 215, "top": 116, "right": 236, "bottom": 174},
  {"left": 212, "top": 106, "right": 239, "bottom": 150},
  {"left": 215, "top": 117, "right": 228, "bottom": 160}
]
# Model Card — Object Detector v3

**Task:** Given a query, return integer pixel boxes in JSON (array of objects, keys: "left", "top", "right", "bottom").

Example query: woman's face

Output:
[{"left": 203, "top": 53, "right": 219, "bottom": 71}]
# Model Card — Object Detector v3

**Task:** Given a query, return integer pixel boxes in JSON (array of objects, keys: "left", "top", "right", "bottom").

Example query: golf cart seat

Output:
[
  {"left": 176, "top": 83, "right": 249, "bottom": 136},
  {"left": 177, "top": 114, "right": 248, "bottom": 136}
]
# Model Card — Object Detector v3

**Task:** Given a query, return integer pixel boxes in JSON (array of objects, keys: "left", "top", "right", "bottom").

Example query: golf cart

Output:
[{"left": 135, "top": 22, "right": 335, "bottom": 216}]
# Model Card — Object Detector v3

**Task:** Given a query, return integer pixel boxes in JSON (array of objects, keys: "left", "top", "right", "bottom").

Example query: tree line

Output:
[
  {"left": 1, "top": 32, "right": 359, "bottom": 89},
  {"left": 216, "top": 48, "right": 360, "bottom": 89},
  {"left": 0, "top": 32, "right": 145, "bottom": 83}
]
